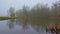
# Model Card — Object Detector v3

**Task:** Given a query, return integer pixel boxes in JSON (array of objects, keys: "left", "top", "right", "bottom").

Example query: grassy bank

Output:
[{"left": 0, "top": 17, "right": 16, "bottom": 20}]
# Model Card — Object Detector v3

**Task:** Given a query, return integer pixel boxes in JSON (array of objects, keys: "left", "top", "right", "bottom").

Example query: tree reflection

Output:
[
  {"left": 7, "top": 19, "right": 15, "bottom": 29},
  {"left": 16, "top": 16, "right": 29, "bottom": 31},
  {"left": 7, "top": 17, "right": 60, "bottom": 34},
  {"left": 29, "top": 19, "right": 50, "bottom": 33}
]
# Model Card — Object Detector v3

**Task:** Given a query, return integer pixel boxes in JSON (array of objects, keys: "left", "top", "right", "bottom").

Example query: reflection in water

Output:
[
  {"left": 7, "top": 18, "right": 60, "bottom": 34},
  {"left": 16, "top": 17, "right": 29, "bottom": 31},
  {"left": 7, "top": 19, "right": 15, "bottom": 29}
]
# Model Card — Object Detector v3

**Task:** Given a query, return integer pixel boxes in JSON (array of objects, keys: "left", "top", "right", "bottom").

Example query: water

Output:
[{"left": 0, "top": 19, "right": 59, "bottom": 34}]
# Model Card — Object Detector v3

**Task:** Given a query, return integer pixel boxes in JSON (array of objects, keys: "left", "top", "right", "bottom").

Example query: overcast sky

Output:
[{"left": 0, "top": 0, "right": 59, "bottom": 16}]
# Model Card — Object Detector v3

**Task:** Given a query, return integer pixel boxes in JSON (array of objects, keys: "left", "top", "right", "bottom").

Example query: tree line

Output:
[{"left": 8, "top": 1, "right": 60, "bottom": 20}]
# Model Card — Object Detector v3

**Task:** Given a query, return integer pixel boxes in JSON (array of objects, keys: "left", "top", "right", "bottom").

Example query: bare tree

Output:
[{"left": 8, "top": 7, "right": 15, "bottom": 17}]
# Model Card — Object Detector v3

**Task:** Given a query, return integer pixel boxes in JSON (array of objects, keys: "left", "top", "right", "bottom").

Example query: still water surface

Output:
[{"left": 0, "top": 19, "right": 59, "bottom": 34}]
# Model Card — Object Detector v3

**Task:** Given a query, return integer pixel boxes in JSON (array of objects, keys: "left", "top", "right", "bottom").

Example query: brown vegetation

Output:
[{"left": 46, "top": 24, "right": 60, "bottom": 34}]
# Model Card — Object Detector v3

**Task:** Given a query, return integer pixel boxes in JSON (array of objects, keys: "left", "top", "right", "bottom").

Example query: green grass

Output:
[{"left": 0, "top": 16, "right": 16, "bottom": 20}]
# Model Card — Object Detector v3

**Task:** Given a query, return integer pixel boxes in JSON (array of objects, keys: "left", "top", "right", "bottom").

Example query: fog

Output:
[{"left": 0, "top": 0, "right": 59, "bottom": 16}]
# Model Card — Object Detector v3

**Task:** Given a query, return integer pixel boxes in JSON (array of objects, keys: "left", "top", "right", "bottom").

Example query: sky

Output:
[{"left": 0, "top": 0, "right": 59, "bottom": 16}]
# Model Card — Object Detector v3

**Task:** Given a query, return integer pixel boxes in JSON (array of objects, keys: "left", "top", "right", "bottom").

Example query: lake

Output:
[{"left": 0, "top": 19, "right": 60, "bottom": 34}]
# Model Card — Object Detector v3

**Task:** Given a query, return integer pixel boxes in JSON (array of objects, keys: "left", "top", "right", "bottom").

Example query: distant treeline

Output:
[{"left": 8, "top": 1, "right": 60, "bottom": 20}]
